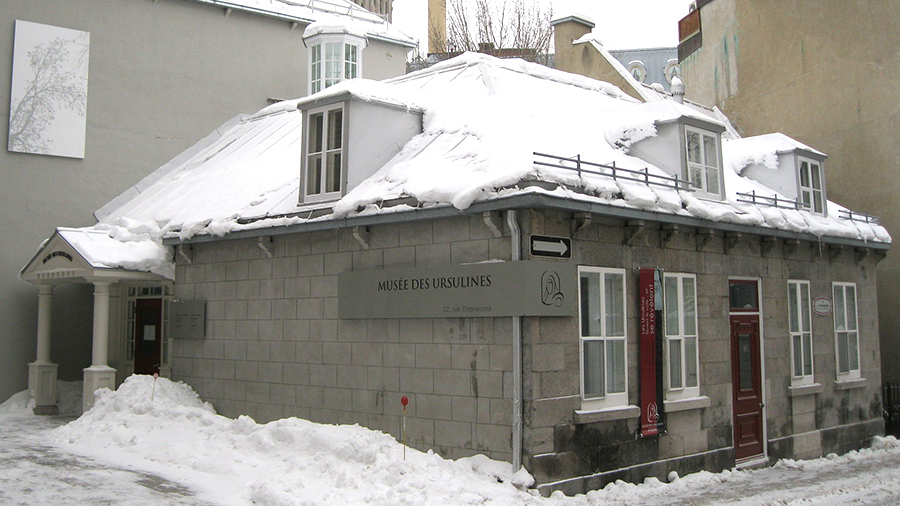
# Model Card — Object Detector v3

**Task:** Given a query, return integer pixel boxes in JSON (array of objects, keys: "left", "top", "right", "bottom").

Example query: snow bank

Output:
[
  {"left": 0, "top": 381, "right": 83, "bottom": 417},
  {"left": 53, "top": 375, "right": 543, "bottom": 506}
]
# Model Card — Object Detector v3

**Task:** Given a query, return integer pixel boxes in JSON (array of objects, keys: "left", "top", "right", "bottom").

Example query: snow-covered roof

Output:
[
  {"left": 76, "top": 52, "right": 886, "bottom": 271},
  {"left": 20, "top": 227, "right": 173, "bottom": 281},
  {"left": 187, "top": 0, "right": 415, "bottom": 47}
]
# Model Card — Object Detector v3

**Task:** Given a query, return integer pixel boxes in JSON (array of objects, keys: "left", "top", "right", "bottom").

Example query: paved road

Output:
[{"left": 0, "top": 415, "right": 212, "bottom": 506}]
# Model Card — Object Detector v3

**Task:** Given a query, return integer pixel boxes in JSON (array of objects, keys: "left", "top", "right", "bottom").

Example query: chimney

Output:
[
  {"left": 671, "top": 75, "right": 685, "bottom": 104},
  {"left": 550, "top": 13, "right": 596, "bottom": 75},
  {"left": 428, "top": 0, "right": 447, "bottom": 54}
]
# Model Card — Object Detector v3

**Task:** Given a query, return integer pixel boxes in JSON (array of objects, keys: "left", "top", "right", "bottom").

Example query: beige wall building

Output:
[
  {"left": 1, "top": 0, "right": 411, "bottom": 405},
  {"left": 677, "top": 0, "right": 900, "bottom": 382}
]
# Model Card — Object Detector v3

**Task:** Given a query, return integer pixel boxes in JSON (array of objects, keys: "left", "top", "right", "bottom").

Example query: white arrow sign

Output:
[{"left": 531, "top": 235, "right": 571, "bottom": 258}]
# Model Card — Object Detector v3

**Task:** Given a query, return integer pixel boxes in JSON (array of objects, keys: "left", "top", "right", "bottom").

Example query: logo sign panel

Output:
[
  {"left": 530, "top": 235, "right": 571, "bottom": 259},
  {"left": 813, "top": 297, "right": 833, "bottom": 316},
  {"left": 339, "top": 261, "right": 576, "bottom": 319}
]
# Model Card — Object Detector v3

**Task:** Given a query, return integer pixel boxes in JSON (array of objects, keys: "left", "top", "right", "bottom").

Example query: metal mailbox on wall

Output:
[{"left": 169, "top": 300, "right": 206, "bottom": 340}]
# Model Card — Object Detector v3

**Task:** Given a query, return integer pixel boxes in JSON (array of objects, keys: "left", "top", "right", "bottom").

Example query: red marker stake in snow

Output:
[
  {"left": 151, "top": 372, "right": 159, "bottom": 402},
  {"left": 401, "top": 396, "right": 409, "bottom": 460}
]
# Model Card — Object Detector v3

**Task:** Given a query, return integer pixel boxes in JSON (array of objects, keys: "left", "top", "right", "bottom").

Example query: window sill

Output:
[
  {"left": 834, "top": 377, "right": 868, "bottom": 390},
  {"left": 664, "top": 396, "right": 711, "bottom": 413},
  {"left": 788, "top": 383, "right": 824, "bottom": 397},
  {"left": 574, "top": 405, "right": 640, "bottom": 424}
]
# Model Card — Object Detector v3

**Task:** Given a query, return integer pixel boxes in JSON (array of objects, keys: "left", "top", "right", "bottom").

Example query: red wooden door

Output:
[
  {"left": 134, "top": 298, "right": 162, "bottom": 375},
  {"left": 730, "top": 314, "right": 764, "bottom": 460}
]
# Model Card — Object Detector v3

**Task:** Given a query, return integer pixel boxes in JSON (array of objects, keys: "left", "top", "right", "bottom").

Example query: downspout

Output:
[{"left": 507, "top": 209, "right": 523, "bottom": 471}]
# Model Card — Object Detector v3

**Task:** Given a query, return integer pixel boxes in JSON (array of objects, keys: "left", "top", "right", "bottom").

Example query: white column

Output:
[
  {"left": 29, "top": 284, "right": 59, "bottom": 415},
  {"left": 91, "top": 282, "right": 111, "bottom": 367},
  {"left": 83, "top": 281, "right": 117, "bottom": 413},
  {"left": 35, "top": 284, "right": 53, "bottom": 363}
]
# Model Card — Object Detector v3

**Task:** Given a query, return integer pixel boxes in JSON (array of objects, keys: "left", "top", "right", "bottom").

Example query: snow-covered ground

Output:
[{"left": 2, "top": 376, "right": 900, "bottom": 505}]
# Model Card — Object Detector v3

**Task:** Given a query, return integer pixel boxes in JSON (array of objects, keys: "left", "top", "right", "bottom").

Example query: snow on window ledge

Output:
[
  {"left": 788, "top": 383, "right": 824, "bottom": 397},
  {"left": 663, "top": 395, "right": 711, "bottom": 413},
  {"left": 574, "top": 404, "right": 640, "bottom": 424},
  {"left": 834, "top": 377, "right": 868, "bottom": 390}
]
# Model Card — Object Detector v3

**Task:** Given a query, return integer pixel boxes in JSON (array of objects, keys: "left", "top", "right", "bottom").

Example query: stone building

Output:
[
  {"left": 674, "top": 0, "right": 900, "bottom": 383},
  {"left": 21, "top": 53, "right": 890, "bottom": 494},
  {"left": 2, "top": 0, "right": 412, "bottom": 405}
]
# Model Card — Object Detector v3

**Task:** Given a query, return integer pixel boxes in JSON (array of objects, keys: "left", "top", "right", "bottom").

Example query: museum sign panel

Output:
[{"left": 338, "top": 261, "right": 576, "bottom": 319}]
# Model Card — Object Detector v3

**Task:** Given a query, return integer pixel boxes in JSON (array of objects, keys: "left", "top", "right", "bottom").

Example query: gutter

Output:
[
  {"left": 163, "top": 193, "right": 892, "bottom": 252},
  {"left": 506, "top": 209, "right": 524, "bottom": 472}
]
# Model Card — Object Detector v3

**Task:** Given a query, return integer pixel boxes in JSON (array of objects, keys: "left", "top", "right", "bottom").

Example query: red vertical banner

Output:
[{"left": 639, "top": 268, "right": 664, "bottom": 437}]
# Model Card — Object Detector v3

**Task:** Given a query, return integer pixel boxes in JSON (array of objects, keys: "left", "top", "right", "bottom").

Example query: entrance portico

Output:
[{"left": 20, "top": 228, "right": 170, "bottom": 414}]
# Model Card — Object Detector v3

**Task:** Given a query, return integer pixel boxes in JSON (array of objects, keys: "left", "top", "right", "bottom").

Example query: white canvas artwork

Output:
[{"left": 8, "top": 20, "right": 90, "bottom": 159}]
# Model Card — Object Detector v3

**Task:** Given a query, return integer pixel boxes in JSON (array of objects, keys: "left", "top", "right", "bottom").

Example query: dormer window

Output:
[
  {"left": 798, "top": 157, "right": 824, "bottom": 214},
  {"left": 305, "top": 28, "right": 366, "bottom": 95},
  {"left": 684, "top": 126, "right": 722, "bottom": 198},
  {"left": 304, "top": 104, "right": 344, "bottom": 202}
]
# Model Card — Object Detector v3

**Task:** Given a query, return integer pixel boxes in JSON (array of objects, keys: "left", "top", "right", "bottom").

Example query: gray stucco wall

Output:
[{"left": 0, "top": 0, "right": 408, "bottom": 402}]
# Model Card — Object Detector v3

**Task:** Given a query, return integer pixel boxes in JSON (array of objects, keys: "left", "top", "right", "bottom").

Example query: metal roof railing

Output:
[
  {"left": 838, "top": 209, "right": 880, "bottom": 224},
  {"left": 533, "top": 152, "right": 695, "bottom": 192}
]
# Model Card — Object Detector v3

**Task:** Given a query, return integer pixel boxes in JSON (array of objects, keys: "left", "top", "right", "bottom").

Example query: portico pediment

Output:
[{"left": 20, "top": 227, "right": 169, "bottom": 285}]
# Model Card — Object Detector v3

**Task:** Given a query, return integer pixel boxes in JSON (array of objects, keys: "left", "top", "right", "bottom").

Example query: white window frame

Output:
[
  {"left": 833, "top": 282, "right": 861, "bottom": 380},
  {"left": 578, "top": 266, "right": 628, "bottom": 410},
  {"left": 788, "top": 280, "right": 815, "bottom": 386},
  {"left": 664, "top": 273, "right": 700, "bottom": 401},
  {"left": 684, "top": 125, "right": 723, "bottom": 199},
  {"left": 798, "top": 157, "right": 825, "bottom": 216},
  {"left": 303, "top": 103, "right": 345, "bottom": 203},
  {"left": 308, "top": 35, "right": 363, "bottom": 95}
]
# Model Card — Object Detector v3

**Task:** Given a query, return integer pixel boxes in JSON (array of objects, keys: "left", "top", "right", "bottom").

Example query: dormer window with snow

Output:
[
  {"left": 304, "top": 104, "right": 345, "bottom": 202},
  {"left": 684, "top": 126, "right": 723, "bottom": 198},
  {"left": 798, "top": 157, "right": 824, "bottom": 214},
  {"left": 305, "top": 29, "right": 367, "bottom": 95}
]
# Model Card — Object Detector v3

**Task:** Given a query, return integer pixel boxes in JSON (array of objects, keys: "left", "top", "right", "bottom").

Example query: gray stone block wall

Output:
[
  {"left": 171, "top": 208, "right": 883, "bottom": 484},
  {"left": 520, "top": 209, "right": 884, "bottom": 487},
  {"left": 173, "top": 215, "right": 515, "bottom": 462}
]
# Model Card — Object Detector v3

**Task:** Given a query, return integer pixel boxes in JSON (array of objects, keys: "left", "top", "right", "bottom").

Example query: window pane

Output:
[
  {"left": 834, "top": 286, "right": 846, "bottom": 331},
  {"left": 703, "top": 134, "right": 718, "bottom": 167},
  {"left": 683, "top": 277, "right": 696, "bottom": 335},
  {"left": 607, "top": 339, "right": 626, "bottom": 393},
  {"left": 665, "top": 276, "right": 679, "bottom": 335},
  {"left": 792, "top": 334, "right": 803, "bottom": 377},
  {"left": 689, "top": 165, "right": 703, "bottom": 188},
  {"left": 580, "top": 274, "right": 600, "bottom": 336},
  {"left": 802, "top": 333, "right": 813, "bottom": 376},
  {"left": 813, "top": 191, "right": 823, "bottom": 213},
  {"left": 811, "top": 164, "right": 821, "bottom": 188},
  {"left": 838, "top": 332, "right": 849, "bottom": 373},
  {"left": 605, "top": 273, "right": 625, "bottom": 337},
  {"left": 327, "top": 110, "right": 342, "bottom": 150},
  {"left": 308, "top": 113, "right": 323, "bottom": 152},
  {"left": 670, "top": 339, "right": 683, "bottom": 389},
  {"left": 730, "top": 281, "right": 758, "bottom": 310},
  {"left": 307, "top": 155, "right": 322, "bottom": 195},
  {"left": 788, "top": 284, "right": 799, "bottom": 333},
  {"left": 800, "top": 161, "right": 810, "bottom": 186},
  {"left": 849, "top": 331, "right": 859, "bottom": 371},
  {"left": 685, "top": 336, "right": 698, "bottom": 387},
  {"left": 326, "top": 152, "right": 341, "bottom": 193},
  {"left": 800, "top": 283, "right": 811, "bottom": 332},
  {"left": 686, "top": 131, "right": 701, "bottom": 163},
  {"left": 846, "top": 286, "right": 857, "bottom": 330},
  {"left": 706, "top": 166, "right": 719, "bottom": 195},
  {"left": 583, "top": 340, "right": 604, "bottom": 398}
]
